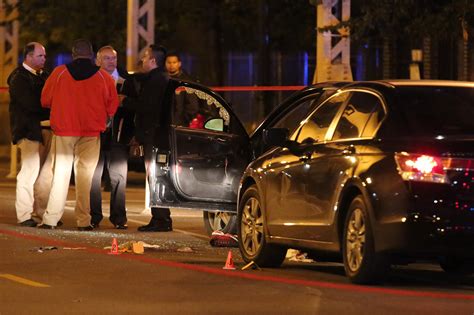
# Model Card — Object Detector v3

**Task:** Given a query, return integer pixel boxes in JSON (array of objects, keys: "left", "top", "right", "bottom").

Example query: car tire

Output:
[
  {"left": 439, "top": 256, "right": 474, "bottom": 275},
  {"left": 342, "top": 195, "right": 390, "bottom": 284},
  {"left": 238, "top": 185, "right": 286, "bottom": 267},
  {"left": 203, "top": 211, "right": 238, "bottom": 236}
]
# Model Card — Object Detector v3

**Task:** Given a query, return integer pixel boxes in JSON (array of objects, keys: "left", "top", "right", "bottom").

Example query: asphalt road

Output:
[{"left": 0, "top": 163, "right": 473, "bottom": 314}]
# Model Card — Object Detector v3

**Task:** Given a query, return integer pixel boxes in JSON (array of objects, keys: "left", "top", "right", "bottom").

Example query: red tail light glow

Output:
[{"left": 395, "top": 153, "right": 448, "bottom": 183}]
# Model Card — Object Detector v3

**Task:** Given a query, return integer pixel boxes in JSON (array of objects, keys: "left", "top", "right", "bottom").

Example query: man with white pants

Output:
[
  {"left": 40, "top": 39, "right": 119, "bottom": 230},
  {"left": 8, "top": 42, "right": 51, "bottom": 227}
]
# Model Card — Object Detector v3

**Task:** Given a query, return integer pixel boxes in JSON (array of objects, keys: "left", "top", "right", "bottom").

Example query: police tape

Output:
[
  {"left": 0, "top": 85, "right": 305, "bottom": 93},
  {"left": 210, "top": 85, "right": 305, "bottom": 91}
]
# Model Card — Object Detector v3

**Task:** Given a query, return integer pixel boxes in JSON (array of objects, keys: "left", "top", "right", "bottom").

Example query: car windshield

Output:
[{"left": 394, "top": 86, "right": 474, "bottom": 136}]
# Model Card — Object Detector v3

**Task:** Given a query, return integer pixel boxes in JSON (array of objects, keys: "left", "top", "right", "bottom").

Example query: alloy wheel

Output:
[
  {"left": 241, "top": 196, "right": 264, "bottom": 256},
  {"left": 207, "top": 212, "right": 232, "bottom": 231},
  {"left": 345, "top": 208, "right": 366, "bottom": 272}
]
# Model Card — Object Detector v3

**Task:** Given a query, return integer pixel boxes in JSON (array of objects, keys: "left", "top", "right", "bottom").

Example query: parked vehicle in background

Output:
[{"left": 151, "top": 79, "right": 474, "bottom": 284}]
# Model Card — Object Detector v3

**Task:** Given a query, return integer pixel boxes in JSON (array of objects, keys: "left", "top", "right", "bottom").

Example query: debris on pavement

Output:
[
  {"left": 241, "top": 261, "right": 261, "bottom": 271},
  {"left": 209, "top": 230, "right": 238, "bottom": 247},
  {"left": 63, "top": 247, "right": 87, "bottom": 250},
  {"left": 177, "top": 246, "right": 193, "bottom": 253},
  {"left": 286, "top": 249, "right": 315, "bottom": 263},
  {"left": 141, "top": 242, "right": 161, "bottom": 249},
  {"left": 30, "top": 246, "right": 58, "bottom": 253},
  {"left": 103, "top": 240, "right": 160, "bottom": 254}
]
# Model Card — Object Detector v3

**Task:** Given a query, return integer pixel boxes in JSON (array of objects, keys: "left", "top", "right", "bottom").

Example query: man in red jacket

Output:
[{"left": 39, "top": 39, "right": 119, "bottom": 230}]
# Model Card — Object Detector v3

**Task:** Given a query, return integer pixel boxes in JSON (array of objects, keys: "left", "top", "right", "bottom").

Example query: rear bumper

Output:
[{"left": 376, "top": 211, "right": 474, "bottom": 259}]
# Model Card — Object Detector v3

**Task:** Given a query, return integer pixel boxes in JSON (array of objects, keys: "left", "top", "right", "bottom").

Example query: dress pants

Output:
[
  {"left": 42, "top": 135, "right": 100, "bottom": 227},
  {"left": 15, "top": 129, "right": 53, "bottom": 223},
  {"left": 90, "top": 143, "right": 129, "bottom": 226}
]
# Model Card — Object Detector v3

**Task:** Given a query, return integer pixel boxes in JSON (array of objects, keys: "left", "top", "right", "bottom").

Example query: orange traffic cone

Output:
[
  {"left": 108, "top": 237, "right": 120, "bottom": 255},
  {"left": 222, "top": 250, "right": 236, "bottom": 270}
]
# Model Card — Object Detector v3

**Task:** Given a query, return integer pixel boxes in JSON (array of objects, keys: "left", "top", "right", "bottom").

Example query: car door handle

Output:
[
  {"left": 299, "top": 151, "right": 311, "bottom": 162},
  {"left": 343, "top": 146, "right": 356, "bottom": 155}
]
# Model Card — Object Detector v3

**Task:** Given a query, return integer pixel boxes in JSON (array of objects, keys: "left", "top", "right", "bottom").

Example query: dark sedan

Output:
[{"left": 150, "top": 79, "right": 474, "bottom": 284}]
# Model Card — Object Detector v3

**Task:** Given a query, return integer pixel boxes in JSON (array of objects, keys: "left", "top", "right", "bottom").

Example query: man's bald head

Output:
[{"left": 23, "top": 42, "right": 46, "bottom": 71}]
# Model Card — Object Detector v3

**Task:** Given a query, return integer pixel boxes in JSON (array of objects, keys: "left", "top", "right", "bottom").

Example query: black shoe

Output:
[
  {"left": 19, "top": 219, "right": 37, "bottom": 227},
  {"left": 91, "top": 222, "right": 100, "bottom": 229},
  {"left": 115, "top": 224, "right": 128, "bottom": 230},
  {"left": 38, "top": 223, "right": 55, "bottom": 230},
  {"left": 77, "top": 225, "right": 94, "bottom": 231},
  {"left": 137, "top": 222, "right": 172, "bottom": 232}
]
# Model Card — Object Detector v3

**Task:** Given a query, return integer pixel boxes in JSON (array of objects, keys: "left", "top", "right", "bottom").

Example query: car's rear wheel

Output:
[
  {"left": 439, "top": 256, "right": 474, "bottom": 275},
  {"left": 238, "top": 185, "right": 286, "bottom": 267},
  {"left": 343, "top": 195, "right": 389, "bottom": 284},
  {"left": 203, "top": 211, "right": 237, "bottom": 236}
]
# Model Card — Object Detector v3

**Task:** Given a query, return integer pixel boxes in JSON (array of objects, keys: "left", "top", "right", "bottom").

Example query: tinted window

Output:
[
  {"left": 332, "top": 92, "right": 384, "bottom": 140},
  {"left": 295, "top": 93, "right": 348, "bottom": 143},
  {"left": 273, "top": 97, "right": 320, "bottom": 138},
  {"left": 393, "top": 86, "right": 474, "bottom": 136},
  {"left": 361, "top": 102, "right": 385, "bottom": 137}
]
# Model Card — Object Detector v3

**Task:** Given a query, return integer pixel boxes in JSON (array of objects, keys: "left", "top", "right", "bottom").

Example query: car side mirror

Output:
[
  {"left": 263, "top": 128, "right": 289, "bottom": 147},
  {"left": 204, "top": 118, "right": 224, "bottom": 132}
]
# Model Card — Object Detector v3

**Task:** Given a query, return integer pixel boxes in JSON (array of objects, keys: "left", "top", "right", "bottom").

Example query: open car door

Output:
[{"left": 149, "top": 79, "right": 250, "bottom": 213}]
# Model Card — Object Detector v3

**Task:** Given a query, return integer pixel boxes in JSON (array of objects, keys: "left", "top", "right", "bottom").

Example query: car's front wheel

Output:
[
  {"left": 238, "top": 185, "right": 286, "bottom": 267},
  {"left": 342, "top": 195, "right": 390, "bottom": 284},
  {"left": 203, "top": 211, "right": 237, "bottom": 236}
]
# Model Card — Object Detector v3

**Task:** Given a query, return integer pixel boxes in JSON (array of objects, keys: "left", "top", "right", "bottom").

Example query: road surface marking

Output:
[
  {"left": 1, "top": 228, "right": 472, "bottom": 301},
  {"left": 0, "top": 273, "right": 50, "bottom": 288}
]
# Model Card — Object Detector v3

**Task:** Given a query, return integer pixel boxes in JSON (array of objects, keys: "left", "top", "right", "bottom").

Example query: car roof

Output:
[{"left": 342, "top": 79, "right": 474, "bottom": 90}]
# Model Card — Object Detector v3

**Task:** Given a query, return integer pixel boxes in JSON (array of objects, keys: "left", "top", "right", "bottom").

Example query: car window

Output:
[
  {"left": 272, "top": 96, "right": 320, "bottom": 137},
  {"left": 361, "top": 100, "right": 385, "bottom": 137},
  {"left": 294, "top": 92, "right": 348, "bottom": 143},
  {"left": 172, "top": 86, "right": 230, "bottom": 132},
  {"left": 332, "top": 91, "right": 384, "bottom": 140},
  {"left": 392, "top": 86, "right": 474, "bottom": 136}
]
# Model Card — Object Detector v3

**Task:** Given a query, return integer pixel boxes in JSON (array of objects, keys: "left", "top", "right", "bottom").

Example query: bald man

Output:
[{"left": 8, "top": 42, "right": 52, "bottom": 227}]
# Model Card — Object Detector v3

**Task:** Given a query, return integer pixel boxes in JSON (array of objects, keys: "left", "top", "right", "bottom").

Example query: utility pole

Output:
[
  {"left": 127, "top": 0, "right": 155, "bottom": 211},
  {"left": 311, "top": 0, "right": 352, "bottom": 83},
  {"left": 127, "top": 0, "right": 155, "bottom": 72},
  {"left": 0, "top": 0, "right": 18, "bottom": 178},
  {"left": 0, "top": 0, "right": 18, "bottom": 102}
]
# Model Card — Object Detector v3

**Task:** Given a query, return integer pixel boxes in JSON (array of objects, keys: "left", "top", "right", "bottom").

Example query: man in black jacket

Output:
[
  {"left": 165, "top": 51, "right": 199, "bottom": 126},
  {"left": 123, "top": 44, "right": 172, "bottom": 232},
  {"left": 8, "top": 42, "right": 51, "bottom": 227}
]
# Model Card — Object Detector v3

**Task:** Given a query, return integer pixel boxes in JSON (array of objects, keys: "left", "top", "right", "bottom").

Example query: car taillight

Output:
[{"left": 395, "top": 153, "right": 449, "bottom": 183}]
